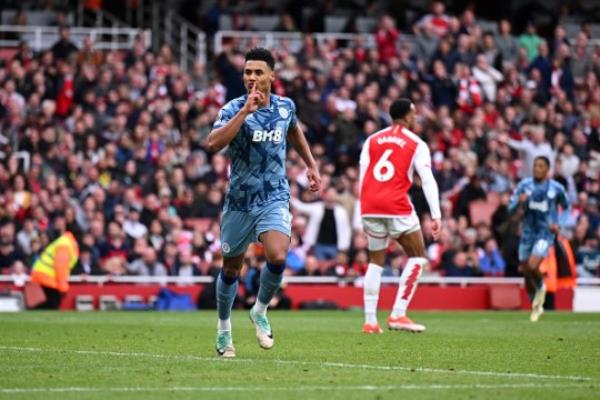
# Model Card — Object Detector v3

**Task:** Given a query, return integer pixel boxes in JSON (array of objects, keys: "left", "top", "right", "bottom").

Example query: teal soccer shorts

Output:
[
  {"left": 518, "top": 234, "right": 553, "bottom": 262},
  {"left": 220, "top": 200, "right": 292, "bottom": 257}
]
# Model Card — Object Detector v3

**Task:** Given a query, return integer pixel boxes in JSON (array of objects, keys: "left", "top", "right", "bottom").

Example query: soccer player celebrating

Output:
[
  {"left": 206, "top": 48, "right": 321, "bottom": 357},
  {"left": 508, "top": 156, "right": 569, "bottom": 322},
  {"left": 359, "top": 98, "right": 442, "bottom": 334}
]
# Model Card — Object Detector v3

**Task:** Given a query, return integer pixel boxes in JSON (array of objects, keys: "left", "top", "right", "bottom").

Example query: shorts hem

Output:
[{"left": 256, "top": 226, "right": 292, "bottom": 241}]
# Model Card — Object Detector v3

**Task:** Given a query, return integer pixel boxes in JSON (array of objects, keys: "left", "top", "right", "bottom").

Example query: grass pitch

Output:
[{"left": 1, "top": 310, "right": 599, "bottom": 399}]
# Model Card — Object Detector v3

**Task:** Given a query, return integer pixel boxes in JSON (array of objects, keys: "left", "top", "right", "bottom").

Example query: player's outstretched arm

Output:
[
  {"left": 508, "top": 181, "right": 527, "bottom": 214},
  {"left": 288, "top": 124, "right": 321, "bottom": 192},
  {"left": 205, "top": 87, "right": 264, "bottom": 152},
  {"left": 414, "top": 144, "right": 442, "bottom": 240}
]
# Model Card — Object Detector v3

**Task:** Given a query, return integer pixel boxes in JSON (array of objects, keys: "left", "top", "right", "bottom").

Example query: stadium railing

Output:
[
  {"left": 212, "top": 30, "right": 600, "bottom": 60},
  {"left": 162, "top": 10, "right": 207, "bottom": 68},
  {"left": 1, "top": 275, "right": 598, "bottom": 287},
  {"left": 213, "top": 30, "right": 389, "bottom": 56},
  {"left": 0, "top": 25, "right": 150, "bottom": 51}
]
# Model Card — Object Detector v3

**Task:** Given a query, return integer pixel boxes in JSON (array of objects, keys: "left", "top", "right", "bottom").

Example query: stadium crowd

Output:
[{"left": 0, "top": 2, "right": 599, "bottom": 285}]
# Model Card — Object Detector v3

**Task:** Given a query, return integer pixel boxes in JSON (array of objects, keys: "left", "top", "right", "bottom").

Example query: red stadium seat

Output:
[
  {"left": 184, "top": 218, "right": 213, "bottom": 232},
  {"left": 0, "top": 48, "right": 18, "bottom": 61},
  {"left": 469, "top": 200, "right": 497, "bottom": 226}
]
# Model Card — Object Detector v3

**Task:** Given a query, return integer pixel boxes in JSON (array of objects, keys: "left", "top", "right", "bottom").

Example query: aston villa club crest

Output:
[{"left": 278, "top": 107, "right": 289, "bottom": 119}]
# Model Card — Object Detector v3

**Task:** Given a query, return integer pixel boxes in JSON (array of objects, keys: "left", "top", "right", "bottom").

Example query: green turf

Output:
[{"left": 1, "top": 311, "right": 599, "bottom": 399}]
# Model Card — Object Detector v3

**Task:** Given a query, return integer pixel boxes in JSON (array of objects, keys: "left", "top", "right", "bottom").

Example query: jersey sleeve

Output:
[
  {"left": 414, "top": 142, "right": 441, "bottom": 219},
  {"left": 508, "top": 180, "right": 526, "bottom": 213},
  {"left": 557, "top": 182, "right": 570, "bottom": 210},
  {"left": 288, "top": 98, "right": 298, "bottom": 131},
  {"left": 212, "top": 101, "right": 239, "bottom": 130},
  {"left": 555, "top": 182, "right": 571, "bottom": 225}
]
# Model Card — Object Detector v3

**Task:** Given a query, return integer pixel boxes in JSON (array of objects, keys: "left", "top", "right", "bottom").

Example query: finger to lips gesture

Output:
[{"left": 245, "top": 85, "right": 264, "bottom": 114}]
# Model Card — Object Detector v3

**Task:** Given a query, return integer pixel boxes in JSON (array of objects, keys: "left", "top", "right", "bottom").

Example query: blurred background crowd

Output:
[{"left": 0, "top": 0, "right": 598, "bottom": 285}]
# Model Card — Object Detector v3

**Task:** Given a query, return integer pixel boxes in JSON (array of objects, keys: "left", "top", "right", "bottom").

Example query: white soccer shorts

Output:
[{"left": 362, "top": 213, "right": 421, "bottom": 251}]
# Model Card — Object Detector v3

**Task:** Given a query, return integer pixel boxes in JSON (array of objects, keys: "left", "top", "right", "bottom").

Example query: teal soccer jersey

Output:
[
  {"left": 508, "top": 178, "right": 570, "bottom": 261},
  {"left": 508, "top": 178, "right": 569, "bottom": 237},
  {"left": 213, "top": 94, "right": 298, "bottom": 212}
]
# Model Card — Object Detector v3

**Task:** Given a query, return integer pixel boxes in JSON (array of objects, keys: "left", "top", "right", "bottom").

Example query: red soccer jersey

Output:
[{"left": 360, "top": 124, "right": 437, "bottom": 218}]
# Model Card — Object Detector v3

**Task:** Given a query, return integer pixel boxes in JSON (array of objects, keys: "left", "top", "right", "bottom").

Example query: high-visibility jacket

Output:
[
  {"left": 541, "top": 236, "right": 577, "bottom": 293},
  {"left": 31, "top": 232, "right": 79, "bottom": 293}
]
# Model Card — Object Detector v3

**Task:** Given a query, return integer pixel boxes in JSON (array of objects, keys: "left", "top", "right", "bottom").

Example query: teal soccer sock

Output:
[
  {"left": 217, "top": 272, "right": 239, "bottom": 322},
  {"left": 257, "top": 262, "right": 285, "bottom": 306}
]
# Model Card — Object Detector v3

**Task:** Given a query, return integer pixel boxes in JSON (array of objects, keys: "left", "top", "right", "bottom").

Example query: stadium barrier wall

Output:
[{"left": 0, "top": 278, "right": 580, "bottom": 311}]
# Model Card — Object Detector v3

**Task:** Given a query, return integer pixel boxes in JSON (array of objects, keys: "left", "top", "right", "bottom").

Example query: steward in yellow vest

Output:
[{"left": 30, "top": 231, "right": 79, "bottom": 309}]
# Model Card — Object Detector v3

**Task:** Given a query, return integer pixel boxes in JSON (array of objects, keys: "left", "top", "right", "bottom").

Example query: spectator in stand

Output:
[
  {"left": 11, "top": 260, "right": 28, "bottom": 287},
  {"left": 418, "top": 1, "right": 451, "bottom": 38},
  {"left": 495, "top": 19, "right": 519, "bottom": 69},
  {"left": 0, "top": 237, "right": 23, "bottom": 273},
  {"left": 123, "top": 206, "right": 148, "bottom": 240},
  {"left": 445, "top": 251, "right": 481, "bottom": 277},
  {"left": 455, "top": 62, "right": 482, "bottom": 114},
  {"left": 216, "top": 46, "right": 246, "bottom": 102},
  {"left": 292, "top": 188, "right": 351, "bottom": 261},
  {"left": 481, "top": 32, "right": 502, "bottom": 71},
  {"left": 432, "top": 37, "right": 459, "bottom": 74},
  {"left": 479, "top": 238, "right": 506, "bottom": 276},
  {"left": 453, "top": 169, "right": 487, "bottom": 223},
  {"left": 16, "top": 218, "right": 38, "bottom": 256},
  {"left": 97, "top": 221, "right": 129, "bottom": 275},
  {"left": 295, "top": 255, "right": 323, "bottom": 276},
  {"left": 571, "top": 32, "right": 592, "bottom": 85},
  {"left": 414, "top": 22, "right": 439, "bottom": 68},
  {"left": 455, "top": 34, "right": 477, "bottom": 66},
  {"left": 575, "top": 235, "right": 600, "bottom": 277},
  {"left": 500, "top": 126, "right": 554, "bottom": 178},
  {"left": 528, "top": 41, "right": 552, "bottom": 91},
  {"left": 550, "top": 25, "right": 570, "bottom": 58},
  {"left": 51, "top": 25, "right": 78, "bottom": 61},
  {"left": 71, "top": 242, "right": 101, "bottom": 275},
  {"left": 558, "top": 143, "right": 581, "bottom": 179},
  {"left": 375, "top": 15, "right": 399, "bottom": 64},
  {"left": 429, "top": 60, "right": 456, "bottom": 109},
  {"left": 174, "top": 248, "right": 202, "bottom": 277},
  {"left": 127, "top": 247, "right": 168, "bottom": 276},
  {"left": 472, "top": 54, "right": 503, "bottom": 102},
  {"left": 519, "top": 22, "right": 543, "bottom": 62},
  {"left": 459, "top": 8, "right": 479, "bottom": 37},
  {"left": 76, "top": 36, "right": 104, "bottom": 68}
]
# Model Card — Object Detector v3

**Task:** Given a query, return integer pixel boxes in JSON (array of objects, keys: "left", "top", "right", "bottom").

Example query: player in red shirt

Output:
[{"left": 359, "top": 98, "right": 442, "bottom": 333}]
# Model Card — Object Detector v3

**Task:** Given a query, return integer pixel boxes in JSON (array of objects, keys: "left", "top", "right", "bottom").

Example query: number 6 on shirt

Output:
[{"left": 373, "top": 149, "right": 395, "bottom": 182}]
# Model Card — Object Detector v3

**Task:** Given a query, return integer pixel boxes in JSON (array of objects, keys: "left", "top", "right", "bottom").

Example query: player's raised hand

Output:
[
  {"left": 243, "top": 85, "right": 264, "bottom": 114},
  {"left": 307, "top": 166, "right": 322, "bottom": 192},
  {"left": 431, "top": 219, "right": 442, "bottom": 241}
]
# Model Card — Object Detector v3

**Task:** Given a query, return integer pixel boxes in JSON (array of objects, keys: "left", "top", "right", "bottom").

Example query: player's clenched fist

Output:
[
  {"left": 431, "top": 219, "right": 442, "bottom": 240},
  {"left": 307, "top": 166, "right": 322, "bottom": 192}
]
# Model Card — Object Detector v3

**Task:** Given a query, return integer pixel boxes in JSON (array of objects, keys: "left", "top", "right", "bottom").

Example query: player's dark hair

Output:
[
  {"left": 389, "top": 98, "right": 413, "bottom": 120},
  {"left": 534, "top": 156, "right": 551, "bottom": 167},
  {"left": 245, "top": 48, "right": 275, "bottom": 70}
]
